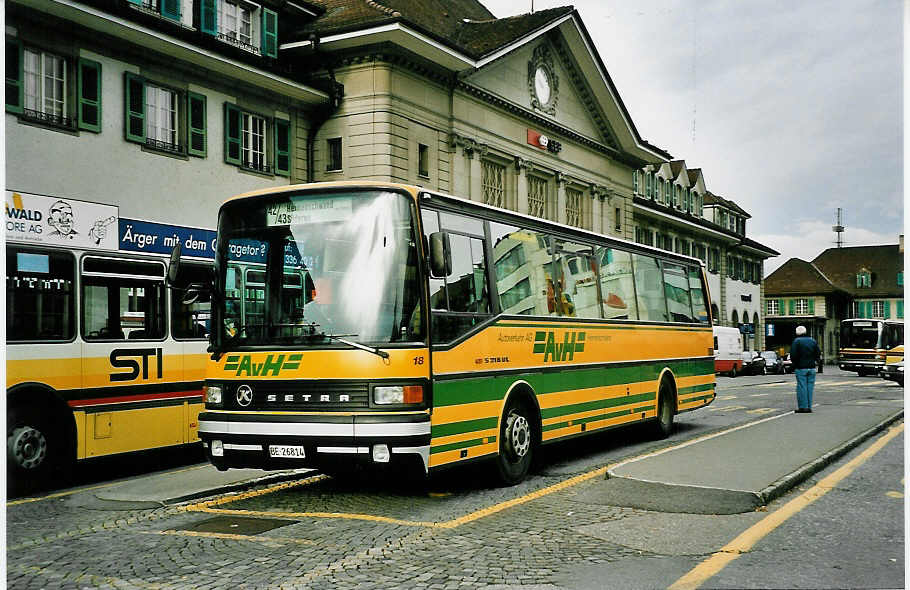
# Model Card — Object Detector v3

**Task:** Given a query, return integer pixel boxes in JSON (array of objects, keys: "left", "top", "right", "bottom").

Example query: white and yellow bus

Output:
[
  {"left": 6, "top": 192, "right": 215, "bottom": 484},
  {"left": 838, "top": 318, "right": 903, "bottom": 376},
  {"left": 184, "top": 182, "right": 716, "bottom": 484}
]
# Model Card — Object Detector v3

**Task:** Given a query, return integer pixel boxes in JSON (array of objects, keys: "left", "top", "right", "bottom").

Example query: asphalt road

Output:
[{"left": 6, "top": 368, "right": 904, "bottom": 589}]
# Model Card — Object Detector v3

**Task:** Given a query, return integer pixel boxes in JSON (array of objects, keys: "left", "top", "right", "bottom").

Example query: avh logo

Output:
[
  {"left": 223, "top": 354, "right": 303, "bottom": 376},
  {"left": 533, "top": 331, "right": 585, "bottom": 362}
]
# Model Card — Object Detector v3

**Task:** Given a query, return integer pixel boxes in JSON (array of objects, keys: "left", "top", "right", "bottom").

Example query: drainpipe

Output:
[{"left": 305, "top": 36, "right": 344, "bottom": 182}]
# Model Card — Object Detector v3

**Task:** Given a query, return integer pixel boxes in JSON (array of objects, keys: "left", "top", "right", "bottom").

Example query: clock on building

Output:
[{"left": 528, "top": 44, "right": 558, "bottom": 115}]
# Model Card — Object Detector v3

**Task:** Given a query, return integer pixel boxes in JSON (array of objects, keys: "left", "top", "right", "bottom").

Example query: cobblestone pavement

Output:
[{"left": 7, "top": 372, "right": 902, "bottom": 589}]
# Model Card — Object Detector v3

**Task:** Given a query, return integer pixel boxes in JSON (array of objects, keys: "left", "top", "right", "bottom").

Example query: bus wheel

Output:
[
  {"left": 650, "top": 380, "right": 675, "bottom": 439},
  {"left": 494, "top": 399, "right": 534, "bottom": 486},
  {"left": 7, "top": 406, "right": 70, "bottom": 486}
]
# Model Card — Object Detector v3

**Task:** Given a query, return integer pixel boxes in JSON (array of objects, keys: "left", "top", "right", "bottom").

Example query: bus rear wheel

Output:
[
  {"left": 650, "top": 380, "right": 676, "bottom": 439},
  {"left": 494, "top": 399, "right": 534, "bottom": 486}
]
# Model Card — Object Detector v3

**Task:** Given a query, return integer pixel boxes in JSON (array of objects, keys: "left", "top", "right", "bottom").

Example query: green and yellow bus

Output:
[{"left": 183, "top": 182, "right": 715, "bottom": 484}]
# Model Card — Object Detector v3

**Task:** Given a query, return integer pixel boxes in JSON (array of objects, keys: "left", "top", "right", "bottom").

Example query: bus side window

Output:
[
  {"left": 661, "top": 262, "right": 694, "bottom": 323},
  {"left": 554, "top": 240, "right": 598, "bottom": 319},
  {"left": 490, "top": 221, "right": 558, "bottom": 317},
  {"left": 688, "top": 267, "right": 710, "bottom": 324},
  {"left": 632, "top": 254, "right": 669, "bottom": 322},
  {"left": 83, "top": 257, "right": 166, "bottom": 341},
  {"left": 597, "top": 247, "right": 637, "bottom": 321},
  {"left": 6, "top": 247, "right": 76, "bottom": 341}
]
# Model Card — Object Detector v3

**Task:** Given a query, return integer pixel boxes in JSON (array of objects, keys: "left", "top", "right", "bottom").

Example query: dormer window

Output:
[
  {"left": 857, "top": 270, "right": 872, "bottom": 288},
  {"left": 219, "top": 1, "right": 253, "bottom": 47},
  {"left": 129, "top": 0, "right": 181, "bottom": 21},
  {"left": 633, "top": 170, "right": 639, "bottom": 194}
]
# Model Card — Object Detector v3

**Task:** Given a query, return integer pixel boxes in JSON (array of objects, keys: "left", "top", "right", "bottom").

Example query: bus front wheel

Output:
[
  {"left": 7, "top": 405, "right": 71, "bottom": 488},
  {"left": 494, "top": 399, "right": 534, "bottom": 486}
]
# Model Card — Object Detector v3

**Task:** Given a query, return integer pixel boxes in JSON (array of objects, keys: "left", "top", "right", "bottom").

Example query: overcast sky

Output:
[{"left": 483, "top": 0, "right": 903, "bottom": 275}]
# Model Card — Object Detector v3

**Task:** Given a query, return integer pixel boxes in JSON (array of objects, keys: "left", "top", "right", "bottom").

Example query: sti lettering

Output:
[{"left": 110, "top": 348, "right": 163, "bottom": 382}]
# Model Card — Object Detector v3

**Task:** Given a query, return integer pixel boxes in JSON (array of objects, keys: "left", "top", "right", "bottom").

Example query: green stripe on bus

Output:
[
  {"left": 539, "top": 391, "right": 655, "bottom": 419},
  {"left": 541, "top": 408, "right": 633, "bottom": 432},
  {"left": 432, "top": 417, "right": 499, "bottom": 438},
  {"left": 496, "top": 322, "right": 710, "bottom": 332},
  {"left": 682, "top": 394, "right": 715, "bottom": 404},
  {"left": 633, "top": 405, "right": 653, "bottom": 413},
  {"left": 430, "top": 437, "right": 493, "bottom": 455},
  {"left": 678, "top": 383, "right": 715, "bottom": 396}
]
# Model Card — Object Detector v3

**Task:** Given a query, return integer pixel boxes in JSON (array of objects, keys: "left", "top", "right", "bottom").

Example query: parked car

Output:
[
  {"left": 782, "top": 353, "right": 793, "bottom": 373},
  {"left": 740, "top": 351, "right": 767, "bottom": 375},
  {"left": 760, "top": 351, "right": 784, "bottom": 374}
]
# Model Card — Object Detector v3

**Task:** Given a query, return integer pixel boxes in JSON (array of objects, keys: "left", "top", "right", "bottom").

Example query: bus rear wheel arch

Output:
[{"left": 494, "top": 388, "right": 540, "bottom": 486}]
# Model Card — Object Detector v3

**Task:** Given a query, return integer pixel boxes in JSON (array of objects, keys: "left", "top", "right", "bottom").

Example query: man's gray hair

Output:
[{"left": 795, "top": 325, "right": 807, "bottom": 336}]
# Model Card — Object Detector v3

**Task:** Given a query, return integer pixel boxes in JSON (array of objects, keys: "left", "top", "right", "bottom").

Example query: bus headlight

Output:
[
  {"left": 374, "top": 385, "right": 423, "bottom": 405},
  {"left": 204, "top": 384, "right": 223, "bottom": 405}
]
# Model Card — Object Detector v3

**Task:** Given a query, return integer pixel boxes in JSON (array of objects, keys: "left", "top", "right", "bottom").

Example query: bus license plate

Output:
[{"left": 269, "top": 445, "right": 306, "bottom": 458}]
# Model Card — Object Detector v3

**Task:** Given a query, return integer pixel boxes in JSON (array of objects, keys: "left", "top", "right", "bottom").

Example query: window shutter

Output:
[
  {"left": 788, "top": 299, "right": 795, "bottom": 315},
  {"left": 5, "top": 39, "right": 23, "bottom": 114},
  {"left": 262, "top": 8, "right": 278, "bottom": 58},
  {"left": 224, "top": 103, "right": 242, "bottom": 165},
  {"left": 807, "top": 298, "right": 814, "bottom": 316},
  {"left": 77, "top": 59, "right": 102, "bottom": 133},
  {"left": 883, "top": 301, "right": 890, "bottom": 319},
  {"left": 898, "top": 300, "right": 903, "bottom": 319},
  {"left": 124, "top": 72, "right": 145, "bottom": 143},
  {"left": 161, "top": 0, "right": 181, "bottom": 21},
  {"left": 274, "top": 118, "right": 290, "bottom": 177},
  {"left": 187, "top": 92, "right": 207, "bottom": 157},
  {"left": 199, "top": 0, "right": 217, "bottom": 35}
]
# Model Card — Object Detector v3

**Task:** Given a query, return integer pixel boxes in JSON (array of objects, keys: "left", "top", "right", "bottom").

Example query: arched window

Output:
[
  {"left": 711, "top": 303, "right": 719, "bottom": 324},
  {"left": 753, "top": 312, "right": 760, "bottom": 336},
  {"left": 732, "top": 309, "right": 739, "bottom": 325}
]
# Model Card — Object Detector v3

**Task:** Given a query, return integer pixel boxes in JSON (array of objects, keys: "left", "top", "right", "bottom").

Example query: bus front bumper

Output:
[
  {"left": 837, "top": 360, "right": 884, "bottom": 372},
  {"left": 198, "top": 412, "right": 431, "bottom": 472}
]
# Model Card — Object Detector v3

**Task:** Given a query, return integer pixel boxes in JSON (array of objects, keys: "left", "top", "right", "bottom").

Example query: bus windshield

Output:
[
  {"left": 841, "top": 320, "right": 882, "bottom": 349},
  {"left": 215, "top": 190, "right": 423, "bottom": 349}
]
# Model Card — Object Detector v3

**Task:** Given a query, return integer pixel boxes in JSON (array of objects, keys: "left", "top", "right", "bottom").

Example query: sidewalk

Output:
[{"left": 599, "top": 403, "right": 903, "bottom": 514}]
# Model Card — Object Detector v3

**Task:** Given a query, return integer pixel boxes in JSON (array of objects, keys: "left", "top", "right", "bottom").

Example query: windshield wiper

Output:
[{"left": 324, "top": 333, "right": 390, "bottom": 359}]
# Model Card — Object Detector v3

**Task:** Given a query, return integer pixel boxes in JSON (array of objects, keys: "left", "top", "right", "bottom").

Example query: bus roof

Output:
[{"left": 222, "top": 181, "right": 705, "bottom": 269}]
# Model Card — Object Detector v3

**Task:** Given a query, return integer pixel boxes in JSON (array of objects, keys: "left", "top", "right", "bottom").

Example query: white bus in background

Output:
[{"left": 713, "top": 326, "right": 744, "bottom": 376}]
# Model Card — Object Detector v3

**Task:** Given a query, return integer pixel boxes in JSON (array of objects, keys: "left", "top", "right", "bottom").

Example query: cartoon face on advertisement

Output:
[{"left": 47, "top": 200, "right": 78, "bottom": 239}]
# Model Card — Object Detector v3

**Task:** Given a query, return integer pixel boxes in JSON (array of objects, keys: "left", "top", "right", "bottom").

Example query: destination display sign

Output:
[
  {"left": 5, "top": 191, "right": 119, "bottom": 250},
  {"left": 266, "top": 196, "right": 352, "bottom": 226}
]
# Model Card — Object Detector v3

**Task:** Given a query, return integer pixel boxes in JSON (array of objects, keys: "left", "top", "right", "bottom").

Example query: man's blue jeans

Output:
[{"left": 795, "top": 368, "right": 816, "bottom": 409}]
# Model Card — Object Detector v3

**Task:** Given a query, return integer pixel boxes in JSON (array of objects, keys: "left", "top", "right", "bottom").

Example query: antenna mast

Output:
[{"left": 833, "top": 208, "right": 845, "bottom": 248}]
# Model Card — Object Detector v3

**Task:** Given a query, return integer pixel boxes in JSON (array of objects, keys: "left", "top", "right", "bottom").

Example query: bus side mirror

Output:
[
  {"left": 167, "top": 243, "right": 183, "bottom": 286},
  {"left": 429, "top": 231, "right": 452, "bottom": 278}
]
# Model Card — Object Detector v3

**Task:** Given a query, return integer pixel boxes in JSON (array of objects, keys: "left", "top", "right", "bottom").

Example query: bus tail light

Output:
[{"left": 374, "top": 385, "right": 424, "bottom": 405}]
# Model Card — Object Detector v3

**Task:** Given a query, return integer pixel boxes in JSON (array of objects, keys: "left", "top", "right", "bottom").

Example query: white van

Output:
[{"left": 713, "top": 326, "right": 744, "bottom": 376}]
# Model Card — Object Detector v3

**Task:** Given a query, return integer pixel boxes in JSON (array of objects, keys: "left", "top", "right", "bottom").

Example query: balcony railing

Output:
[
  {"left": 216, "top": 33, "right": 261, "bottom": 56},
  {"left": 21, "top": 108, "right": 75, "bottom": 130},
  {"left": 241, "top": 158, "right": 271, "bottom": 174},
  {"left": 145, "top": 137, "right": 185, "bottom": 155}
]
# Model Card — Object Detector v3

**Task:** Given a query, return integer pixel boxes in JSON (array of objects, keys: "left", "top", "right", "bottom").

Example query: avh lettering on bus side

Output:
[
  {"left": 223, "top": 354, "right": 303, "bottom": 377},
  {"left": 532, "top": 331, "right": 586, "bottom": 362}
]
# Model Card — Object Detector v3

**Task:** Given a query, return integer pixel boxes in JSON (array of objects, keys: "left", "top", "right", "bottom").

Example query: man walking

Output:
[{"left": 790, "top": 325, "right": 820, "bottom": 413}]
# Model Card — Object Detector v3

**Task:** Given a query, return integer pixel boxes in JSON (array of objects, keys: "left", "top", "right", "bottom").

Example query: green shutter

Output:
[
  {"left": 788, "top": 299, "right": 795, "bottom": 315},
  {"left": 274, "top": 118, "right": 290, "bottom": 177},
  {"left": 6, "top": 39, "right": 23, "bottom": 114},
  {"left": 77, "top": 58, "right": 102, "bottom": 133},
  {"left": 199, "top": 0, "right": 217, "bottom": 35},
  {"left": 124, "top": 72, "right": 145, "bottom": 143},
  {"left": 807, "top": 299, "right": 814, "bottom": 316},
  {"left": 224, "top": 103, "right": 242, "bottom": 165},
  {"left": 262, "top": 8, "right": 278, "bottom": 58},
  {"left": 161, "top": 0, "right": 181, "bottom": 20},
  {"left": 898, "top": 300, "right": 903, "bottom": 319},
  {"left": 883, "top": 301, "right": 890, "bottom": 319},
  {"left": 187, "top": 92, "right": 207, "bottom": 157},
  {"left": 898, "top": 272, "right": 903, "bottom": 286}
]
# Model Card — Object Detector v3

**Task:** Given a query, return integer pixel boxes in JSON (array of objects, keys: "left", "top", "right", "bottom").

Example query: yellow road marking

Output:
[
  {"left": 669, "top": 422, "right": 904, "bottom": 590},
  {"left": 7, "top": 464, "right": 210, "bottom": 506},
  {"left": 716, "top": 395, "right": 737, "bottom": 401},
  {"left": 822, "top": 380, "right": 862, "bottom": 386},
  {"left": 746, "top": 408, "right": 776, "bottom": 415},
  {"left": 706, "top": 405, "right": 747, "bottom": 412},
  {"left": 886, "top": 491, "right": 903, "bottom": 499}
]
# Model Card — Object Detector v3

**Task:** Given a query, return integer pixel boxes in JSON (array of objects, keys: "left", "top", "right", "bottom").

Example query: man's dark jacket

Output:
[{"left": 790, "top": 336, "right": 820, "bottom": 369}]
